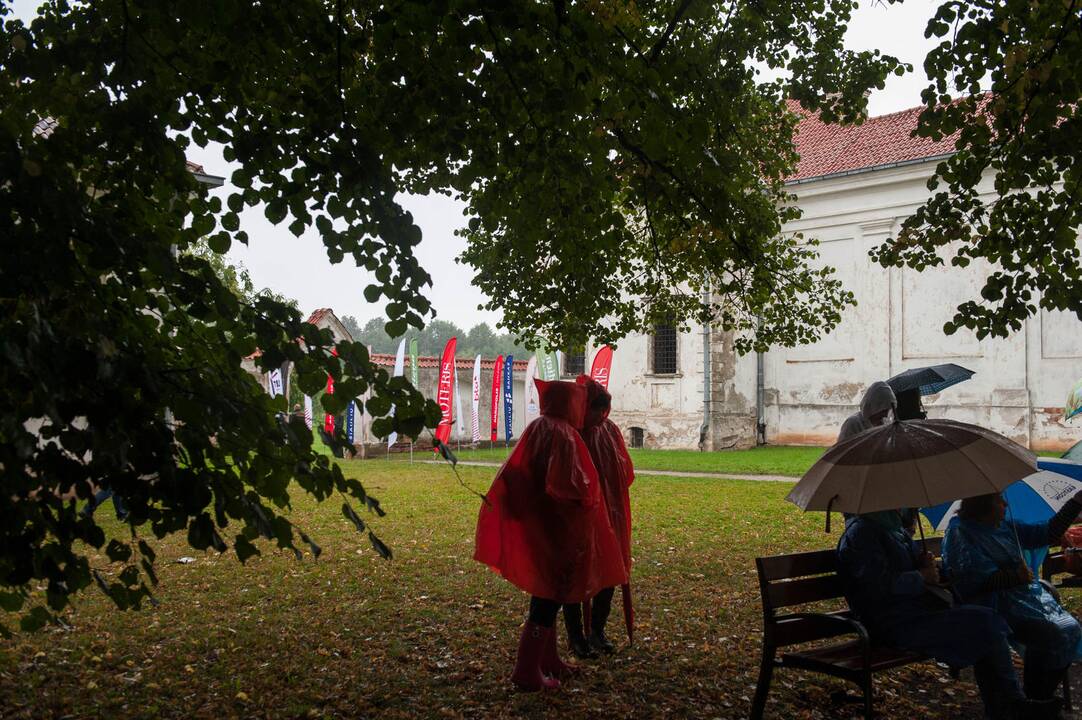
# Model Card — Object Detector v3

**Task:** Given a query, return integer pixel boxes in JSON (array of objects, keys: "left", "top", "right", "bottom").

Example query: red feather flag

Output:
[
  {"left": 490, "top": 355, "right": 503, "bottom": 442},
  {"left": 324, "top": 347, "right": 338, "bottom": 433},
  {"left": 434, "top": 337, "right": 457, "bottom": 449},
  {"left": 590, "top": 345, "right": 614, "bottom": 389}
]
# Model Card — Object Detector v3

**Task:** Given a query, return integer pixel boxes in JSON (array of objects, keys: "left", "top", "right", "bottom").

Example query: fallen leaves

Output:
[{"left": 1, "top": 463, "right": 1070, "bottom": 719}]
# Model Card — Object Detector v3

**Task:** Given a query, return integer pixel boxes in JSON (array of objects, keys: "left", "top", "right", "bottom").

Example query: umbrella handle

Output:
[{"left": 825, "top": 495, "right": 838, "bottom": 534}]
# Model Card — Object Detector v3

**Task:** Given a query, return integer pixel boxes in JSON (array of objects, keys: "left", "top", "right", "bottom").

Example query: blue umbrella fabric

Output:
[
  {"left": 921, "top": 458, "right": 1082, "bottom": 532},
  {"left": 887, "top": 363, "right": 975, "bottom": 397}
]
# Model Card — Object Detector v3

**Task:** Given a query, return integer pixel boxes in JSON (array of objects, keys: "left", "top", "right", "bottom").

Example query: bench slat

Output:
[
  {"left": 758, "top": 536, "right": 943, "bottom": 583},
  {"left": 758, "top": 550, "right": 837, "bottom": 582},
  {"left": 765, "top": 574, "right": 844, "bottom": 608},
  {"left": 773, "top": 611, "right": 854, "bottom": 646}
]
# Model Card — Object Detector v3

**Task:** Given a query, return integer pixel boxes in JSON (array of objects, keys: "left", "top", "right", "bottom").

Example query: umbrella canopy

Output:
[
  {"left": 786, "top": 419, "right": 1037, "bottom": 514},
  {"left": 886, "top": 363, "right": 975, "bottom": 396},
  {"left": 1066, "top": 378, "right": 1082, "bottom": 422},
  {"left": 1064, "top": 440, "right": 1082, "bottom": 463},
  {"left": 920, "top": 458, "right": 1082, "bottom": 532}
]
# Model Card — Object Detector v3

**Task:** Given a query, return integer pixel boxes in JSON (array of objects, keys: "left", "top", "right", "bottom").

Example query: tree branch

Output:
[{"left": 649, "top": 0, "right": 695, "bottom": 63}]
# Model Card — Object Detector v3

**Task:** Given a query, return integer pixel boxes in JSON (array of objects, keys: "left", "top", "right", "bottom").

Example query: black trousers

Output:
[{"left": 528, "top": 596, "right": 560, "bottom": 627}]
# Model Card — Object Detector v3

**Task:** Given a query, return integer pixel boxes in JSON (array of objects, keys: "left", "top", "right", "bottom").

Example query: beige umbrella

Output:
[{"left": 787, "top": 419, "right": 1037, "bottom": 527}]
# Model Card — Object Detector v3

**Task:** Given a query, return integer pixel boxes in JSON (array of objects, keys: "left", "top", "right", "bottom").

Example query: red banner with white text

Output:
[
  {"left": 590, "top": 345, "right": 613, "bottom": 389},
  {"left": 434, "top": 337, "right": 457, "bottom": 448}
]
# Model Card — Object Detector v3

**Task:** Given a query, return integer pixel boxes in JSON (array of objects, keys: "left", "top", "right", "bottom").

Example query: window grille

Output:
[
  {"left": 629, "top": 427, "right": 645, "bottom": 449},
  {"left": 651, "top": 324, "right": 678, "bottom": 375},
  {"left": 563, "top": 348, "right": 586, "bottom": 377}
]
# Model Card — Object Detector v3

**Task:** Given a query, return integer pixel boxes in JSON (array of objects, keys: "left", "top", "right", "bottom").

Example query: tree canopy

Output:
[
  {"left": 4, "top": 0, "right": 1076, "bottom": 625},
  {"left": 342, "top": 316, "right": 531, "bottom": 359},
  {"left": 873, "top": 0, "right": 1082, "bottom": 338}
]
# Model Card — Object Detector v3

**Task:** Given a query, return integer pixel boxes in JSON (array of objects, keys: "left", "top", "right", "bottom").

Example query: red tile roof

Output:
[
  {"left": 32, "top": 118, "right": 212, "bottom": 176},
  {"left": 305, "top": 308, "right": 334, "bottom": 326},
  {"left": 788, "top": 102, "right": 959, "bottom": 182},
  {"left": 370, "top": 353, "right": 528, "bottom": 373}
]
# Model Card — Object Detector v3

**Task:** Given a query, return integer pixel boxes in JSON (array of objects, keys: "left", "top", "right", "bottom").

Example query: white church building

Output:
[{"left": 602, "top": 103, "right": 1082, "bottom": 452}]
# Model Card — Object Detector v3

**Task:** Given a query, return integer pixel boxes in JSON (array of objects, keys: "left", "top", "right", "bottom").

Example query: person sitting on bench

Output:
[
  {"left": 943, "top": 492, "right": 1082, "bottom": 705},
  {"left": 838, "top": 510, "right": 1056, "bottom": 719}
]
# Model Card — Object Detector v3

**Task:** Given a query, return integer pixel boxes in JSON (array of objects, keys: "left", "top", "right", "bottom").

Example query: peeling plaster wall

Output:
[
  {"left": 605, "top": 160, "right": 1082, "bottom": 451},
  {"left": 604, "top": 330, "right": 708, "bottom": 450},
  {"left": 768, "top": 161, "right": 1082, "bottom": 450}
]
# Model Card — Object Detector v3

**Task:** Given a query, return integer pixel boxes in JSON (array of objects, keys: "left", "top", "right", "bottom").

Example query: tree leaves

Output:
[
  {"left": 876, "top": 0, "right": 1082, "bottom": 338},
  {"left": 0, "top": 0, "right": 910, "bottom": 621}
]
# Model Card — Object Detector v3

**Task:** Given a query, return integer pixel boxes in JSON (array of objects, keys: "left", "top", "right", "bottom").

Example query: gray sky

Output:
[{"left": 12, "top": 0, "right": 942, "bottom": 330}]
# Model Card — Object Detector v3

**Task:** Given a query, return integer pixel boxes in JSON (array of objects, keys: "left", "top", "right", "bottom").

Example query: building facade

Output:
[{"left": 604, "top": 104, "right": 1082, "bottom": 451}]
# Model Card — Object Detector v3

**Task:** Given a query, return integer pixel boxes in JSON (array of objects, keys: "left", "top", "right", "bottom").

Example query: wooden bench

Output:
[
  {"left": 751, "top": 537, "right": 943, "bottom": 719},
  {"left": 1038, "top": 547, "right": 1079, "bottom": 712}
]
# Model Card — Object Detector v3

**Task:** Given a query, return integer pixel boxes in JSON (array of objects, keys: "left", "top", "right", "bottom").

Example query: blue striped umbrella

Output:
[{"left": 921, "top": 458, "right": 1082, "bottom": 532}]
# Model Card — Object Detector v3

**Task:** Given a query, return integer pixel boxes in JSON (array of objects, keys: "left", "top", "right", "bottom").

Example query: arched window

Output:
[{"left": 650, "top": 323, "right": 678, "bottom": 375}]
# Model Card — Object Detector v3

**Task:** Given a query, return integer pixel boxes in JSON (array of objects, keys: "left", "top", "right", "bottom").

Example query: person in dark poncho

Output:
[
  {"left": 838, "top": 510, "right": 1062, "bottom": 719},
  {"left": 944, "top": 491, "right": 1082, "bottom": 706},
  {"left": 562, "top": 376, "right": 634, "bottom": 657},
  {"left": 474, "top": 379, "right": 627, "bottom": 691}
]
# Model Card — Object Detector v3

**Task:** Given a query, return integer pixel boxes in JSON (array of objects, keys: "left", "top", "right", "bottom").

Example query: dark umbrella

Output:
[{"left": 886, "top": 363, "right": 975, "bottom": 396}]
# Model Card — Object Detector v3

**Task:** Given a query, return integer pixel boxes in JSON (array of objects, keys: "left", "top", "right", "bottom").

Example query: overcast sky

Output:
[{"left": 13, "top": 0, "right": 942, "bottom": 330}]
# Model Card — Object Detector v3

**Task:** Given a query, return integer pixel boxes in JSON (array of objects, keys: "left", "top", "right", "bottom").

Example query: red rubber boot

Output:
[
  {"left": 540, "top": 625, "right": 580, "bottom": 680},
  {"left": 510, "top": 622, "right": 561, "bottom": 692}
]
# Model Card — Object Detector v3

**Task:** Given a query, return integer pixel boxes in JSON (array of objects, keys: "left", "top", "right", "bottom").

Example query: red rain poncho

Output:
[
  {"left": 473, "top": 379, "right": 627, "bottom": 603},
  {"left": 577, "top": 376, "right": 634, "bottom": 574}
]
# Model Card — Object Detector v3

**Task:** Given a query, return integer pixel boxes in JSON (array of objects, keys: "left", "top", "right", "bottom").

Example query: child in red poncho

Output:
[
  {"left": 474, "top": 379, "right": 627, "bottom": 691},
  {"left": 562, "top": 376, "right": 635, "bottom": 657}
]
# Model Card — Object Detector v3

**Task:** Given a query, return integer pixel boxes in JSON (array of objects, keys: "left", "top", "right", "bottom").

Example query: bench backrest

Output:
[
  {"left": 1043, "top": 548, "right": 1068, "bottom": 580},
  {"left": 755, "top": 536, "right": 943, "bottom": 647}
]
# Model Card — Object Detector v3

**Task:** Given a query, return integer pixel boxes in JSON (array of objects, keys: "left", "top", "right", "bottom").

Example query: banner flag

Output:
[
  {"left": 471, "top": 355, "right": 482, "bottom": 442},
  {"left": 537, "top": 343, "right": 559, "bottom": 381},
  {"left": 523, "top": 355, "right": 540, "bottom": 426},
  {"left": 555, "top": 350, "right": 563, "bottom": 377},
  {"left": 434, "top": 337, "right": 457, "bottom": 448},
  {"left": 503, "top": 354, "right": 514, "bottom": 442},
  {"left": 454, "top": 360, "right": 466, "bottom": 440},
  {"left": 590, "top": 345, "right": 614, "bottom": 389},
  {"left": 490, "top": 355, "right": 503, "bottom": 442},
  {"left": 346, "top": 400, "right": 356, "bottom": 444},
  {"left": 269, "top": 368, "right": 284, "bottom": 397},
  {"left": 387, "top": 338, "right": 406, "bottom": 448},
  {"left": 409, "top": 338, "right": 419, "bottom": 389},
  {"left": 303, "top": 395, "right": 313, "bottom": 430},
  {"left": 324, "top": 370, "right": 335, "bottom": 433}
]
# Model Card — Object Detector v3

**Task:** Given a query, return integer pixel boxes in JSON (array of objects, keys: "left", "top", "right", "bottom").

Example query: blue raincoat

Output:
[
  {"left": 837, "top": 516, "right": 1014, "bottom": 669},
  {"left": 943, "top": 516, "right": 1082, "bottom": 668}
]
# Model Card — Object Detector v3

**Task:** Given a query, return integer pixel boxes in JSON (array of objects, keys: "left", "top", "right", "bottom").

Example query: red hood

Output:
[
  {"left": 576, "top": 375, "right": 611, "bottom": 428},
  {"left": 535, "top": 379, "right": 587, "bottom": 429}
]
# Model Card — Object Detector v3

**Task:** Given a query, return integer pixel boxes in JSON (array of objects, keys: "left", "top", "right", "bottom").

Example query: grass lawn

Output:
[
  {"left": 446, "top": 444, "right": 827, "bottom": 477},
  {"left": 1, "top": 460, "right": 1074, "bottom": 719}
]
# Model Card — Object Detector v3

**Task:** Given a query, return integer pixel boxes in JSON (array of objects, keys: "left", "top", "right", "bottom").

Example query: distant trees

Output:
[{"left": 344, "top": 316, "right": 531, "bottom": 359}]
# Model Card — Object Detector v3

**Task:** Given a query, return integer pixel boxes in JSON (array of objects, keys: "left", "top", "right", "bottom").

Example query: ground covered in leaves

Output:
[{"left": 1, "top": 459, "right": 1079, "bottom": 719}]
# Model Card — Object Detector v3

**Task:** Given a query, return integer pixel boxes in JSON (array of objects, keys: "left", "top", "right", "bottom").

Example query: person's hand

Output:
[
  {"left": 917, "top": 551, "right": 935, "bottom": 569},
  {"left": 919, "top": 564, "right": 940, "bottom": 585}
]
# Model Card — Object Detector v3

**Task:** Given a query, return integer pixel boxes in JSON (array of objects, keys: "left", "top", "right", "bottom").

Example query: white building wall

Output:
[
  {"left": 769, "top": 160, "right": 1082, "bottom": 450},
  {"left": 606, "top": 159, "right": 1082, "bottom": 451}
]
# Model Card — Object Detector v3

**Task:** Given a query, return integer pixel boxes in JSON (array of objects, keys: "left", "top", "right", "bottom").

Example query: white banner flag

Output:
[
  {"left": 471, "top": 355, "right": 482, "bottom": 442},
  {"left": 524, "top": 355, "right": 541, "bottom": 425},
  {"left": 303, "top": 395, "right": 313, "bottom": 429},
  {"left": 387, "top": 338, "right": 406, "bottom": 449},
  {"left": 454, "top": 360, "right": 466, "bottom": 440},
  {"left": 268, "top": 368, "right": 284, "bottom": 397}
]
